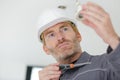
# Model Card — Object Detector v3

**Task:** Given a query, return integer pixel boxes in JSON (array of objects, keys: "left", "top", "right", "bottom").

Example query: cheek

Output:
[
  {"left": 45, "top": 38, "right": 56, "bottom": 47},
  {"left": 65, "top": 32, "right": 76, "bottom": 40},
  {"left": 45, "top": 41, "right": 56, "bottom": 49}
]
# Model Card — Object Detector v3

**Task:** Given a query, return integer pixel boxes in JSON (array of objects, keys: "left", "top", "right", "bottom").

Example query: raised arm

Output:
[{"left": 80, "top": 2, "right": 120, "bottom": 49}]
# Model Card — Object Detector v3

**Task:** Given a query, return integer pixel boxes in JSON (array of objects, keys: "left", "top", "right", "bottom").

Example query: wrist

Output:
[{"left": 108, "top": 36, "right": 120, "bottom": 50}]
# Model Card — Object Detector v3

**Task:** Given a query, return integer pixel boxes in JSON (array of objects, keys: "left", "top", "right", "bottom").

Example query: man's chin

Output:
[
  {"left": 59, "top": 50, "right": 74, "bottom": 58},
  {"left": 56, "top": 52, "right": 75, "bottom": 63},
  {"left": 59, "top": 50, "right": 72, "bottom": 55}
]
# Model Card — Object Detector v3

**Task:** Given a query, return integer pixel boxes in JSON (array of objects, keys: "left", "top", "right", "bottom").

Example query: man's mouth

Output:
[{"left": 57, "top": 42, "right": 70, "bottom": 49}]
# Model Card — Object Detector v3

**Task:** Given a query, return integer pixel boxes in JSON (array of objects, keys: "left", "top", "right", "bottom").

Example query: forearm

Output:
[
  {"left": 80, "top": 2, "right": 120, "bottom": 50},
  {"left": 107, "top": 36, "right": 120, "bottom": 50},
  {"left": 107, "top": 37, "right": 120, "bottom": 54}
]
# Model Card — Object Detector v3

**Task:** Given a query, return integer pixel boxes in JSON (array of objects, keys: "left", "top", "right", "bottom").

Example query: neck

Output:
[{"left": 59, "top": 50, "right": 82, "bottom": 64}]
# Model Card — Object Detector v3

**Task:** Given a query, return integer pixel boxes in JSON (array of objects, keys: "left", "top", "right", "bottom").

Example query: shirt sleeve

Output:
[
  {"left": 106, "top": 38, "right": 120, "bottom": 54},
  {"left": 108, "top": 43, "right": 120, "bottom": 62},
  {"left": 107, "top": 43, "right": 120, "bottom": 78},
  {"left": 106, "top": 45, "right": 113, "bottom": 54}
]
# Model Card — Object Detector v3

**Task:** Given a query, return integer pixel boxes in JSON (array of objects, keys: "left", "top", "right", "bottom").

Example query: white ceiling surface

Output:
[{"left": 0, "top": 0, "right": 120, "bottom": 80}]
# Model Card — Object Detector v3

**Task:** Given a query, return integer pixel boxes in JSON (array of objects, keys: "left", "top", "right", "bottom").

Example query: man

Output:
[{"left": 38, "top": 2, "right": 120, "bottom": 80}]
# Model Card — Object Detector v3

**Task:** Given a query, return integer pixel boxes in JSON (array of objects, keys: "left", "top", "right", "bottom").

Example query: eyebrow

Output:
[
  {"left": 60, "top": 25, "right": 65, "bottom": 29},
  {"left": 60, "top": 24, "right": 70, "bottom": 29},
  {"left": 44, "top": 23, "right": 70, "bottom": 36},
  {"left": 44, "top": 30, "right": 54, "bottom": 37}
]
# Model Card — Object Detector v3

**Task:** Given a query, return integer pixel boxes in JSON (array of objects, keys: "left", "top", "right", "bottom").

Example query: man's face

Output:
[{"left": 43, "top": 22, "right": 81, "bottom": 62}]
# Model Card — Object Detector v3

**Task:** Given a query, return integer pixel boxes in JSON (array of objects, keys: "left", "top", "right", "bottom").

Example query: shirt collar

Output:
[{"left": 75, "top": 51, "right": 91, "bottom": 64}]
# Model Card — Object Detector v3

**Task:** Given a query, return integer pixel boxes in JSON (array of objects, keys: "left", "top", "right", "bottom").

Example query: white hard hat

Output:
[{"left": 37, "top": 8, "right": 77, "bottom": 42}]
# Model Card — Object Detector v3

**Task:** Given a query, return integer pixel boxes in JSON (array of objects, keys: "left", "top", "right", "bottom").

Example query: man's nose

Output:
[{"left": 57, "top": 32, "right": 65, "bottom": 42}]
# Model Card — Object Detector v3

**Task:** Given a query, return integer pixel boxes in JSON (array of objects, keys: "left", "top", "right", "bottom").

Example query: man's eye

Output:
[
  {"left": 48, "top": 33, "right": 55, "bottom": 38},
  {"left": 62, "top": 27, "right": 68, "bottom": 31}
]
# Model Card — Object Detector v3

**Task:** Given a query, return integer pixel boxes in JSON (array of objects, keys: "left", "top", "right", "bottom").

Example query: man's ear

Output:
[
  {"left": 43, "top": 45, "right": 50, "bottom": 55},
  {"left": 76, "top": 32, "right": 82, "bottom": 42}
]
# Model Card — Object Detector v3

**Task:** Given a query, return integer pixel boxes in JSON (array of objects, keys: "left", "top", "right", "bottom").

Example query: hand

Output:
[
  {"left": 80, "top": 2, "right": 119, "bottom": 49},
  {"left": 38, "top": 63, "right": 61, "bottom": 80}
]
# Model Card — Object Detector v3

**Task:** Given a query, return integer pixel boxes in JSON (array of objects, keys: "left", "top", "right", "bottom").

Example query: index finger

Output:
[{"left": 84, "top": 1, "right": 107, "bottom": 16}]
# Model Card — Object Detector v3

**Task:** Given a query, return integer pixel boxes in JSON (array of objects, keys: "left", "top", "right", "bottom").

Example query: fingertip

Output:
[{"left": 50, "top": 63, "right": 59, "bottom": 66}]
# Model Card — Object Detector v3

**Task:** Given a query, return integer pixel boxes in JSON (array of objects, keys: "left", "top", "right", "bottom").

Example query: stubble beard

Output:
[{"left": 49, "top": 38, "right": 81, "bottom": 64}]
